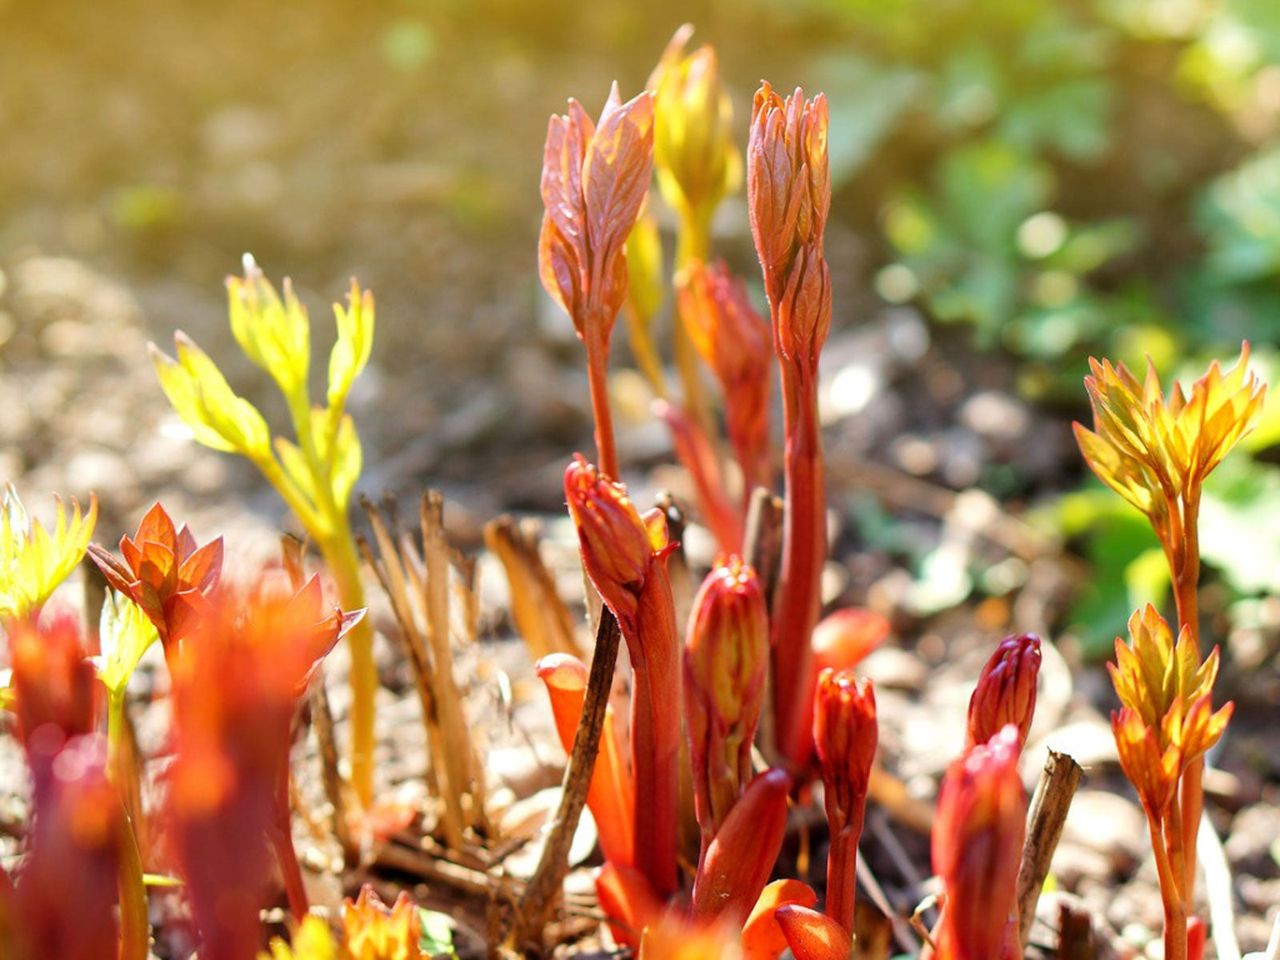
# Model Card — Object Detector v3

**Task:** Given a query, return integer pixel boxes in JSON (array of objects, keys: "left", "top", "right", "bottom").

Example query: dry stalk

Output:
[
  {"left": 359, "top": 493, "right": 487, "bottom": 850},
  {"left": 743, "top": 486, "right": 785, "bottom": 608},
  {"left": 484, "top": 516, "right": 581, "bottom": 660},
  {"left": 310, "top": 678, "right": 358, "bottom": 867},
  {"left": 1016, "top": 749, "right": 1083, "bottom": 943},
  {"left": 501, "top": 610, "right": 622, "bottom": 956}
]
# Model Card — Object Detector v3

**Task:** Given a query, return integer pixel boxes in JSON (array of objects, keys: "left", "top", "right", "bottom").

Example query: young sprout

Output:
[
  {"left": 87, "top": 502, "right": 221, "bottom": 664},
  {"left": 151, "top": 259, "right": 377, "bottom": 806},
  {"left": 0, "top": 486, "right": 97, "bottom": 623},
  {"left": 261, "top": 916, "right": 338, "bottom": 960},
  {"left": 965, "top": 633, "right": 1042, "bottom": 750},
  {"left": 9, "top": 614, "right": 147, "bottom": 960},
  {"left": 564, "top": 456, "right": 680, "bottom": 897},
  {"left": 747, "top": 82, "right": 832, "bottom": 767},
  {"left": 166, "top": 578, "right": 361, "bottom": 956},
  {"left": 341, "top": 885, "right": 427, "bottom": 960},
  {"left": 650, "top": 24, "right": 742, "bottom": 438},
  {"left": 684, "top": 556, "right": 769, "bottom": 856},
  {"left": 539, "top": 87, "right": 655, "bottom": 478},
  {"left": 1074, "top": 344, "right": 1264, "bottom": 641},
  {"left": 931, "top": 725, "right": 1026, "bottom": 960},
  {"left": 678, "top": 260, "right": 773, "bottom": 499},
  {"left": 813, "top": 669, "right": 877, "bottom": 934},
  {"left": 1109, "top": 605, "right": 1232, "bottom": 960}
]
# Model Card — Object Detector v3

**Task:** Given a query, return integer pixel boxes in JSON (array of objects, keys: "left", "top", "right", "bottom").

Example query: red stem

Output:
[
  {"left": 824, "top": 797, "right": 866, "bottom": 933},
  {"left": 270, "top": 768, "right": 309, "bottom": 921},
  {"left": 626, "top": 569, "right": 681, "bottom": 897},
  {"left": 1150, "top": 813, "right": 1188, "bottom": 960},
  {"left": 585, "top": 336, "right": 619, "bottom": 479},
  {"left": 773, "top": 367, "right": 826, "bottom": 767}
]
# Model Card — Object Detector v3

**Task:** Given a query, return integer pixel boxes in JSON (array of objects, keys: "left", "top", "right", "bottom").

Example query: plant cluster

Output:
[{"left": 0, "top": 18, "right": 1271, "bottom": 960}]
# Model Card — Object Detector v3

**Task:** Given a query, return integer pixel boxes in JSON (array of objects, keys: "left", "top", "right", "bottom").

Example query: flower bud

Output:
[
  {"left": 684, "top": 556, "right": 769, "bottom": 841},
  {"left": 813, "top": 668, "right": 876, "bottom": 932},
  {"left": 539, "top": 85, "right": 655, "bottom": 344},
  {"left": 747, "top": 84, "right": 830, "bottom": 314},
  {"left": 650, "top": 25, "right": 741, "bottom": 229},
  {"left": 932, "top": 725, "right": 1026, "bottom": 960},
  {"left": 814, "top": 670, "right": 877, "bottom": 819},
  {"left": 563, "top": 456, "right": 665, "bottom": 631},
  {"left": 966, "top": 633, "right": 1041, "bottom": 749}
]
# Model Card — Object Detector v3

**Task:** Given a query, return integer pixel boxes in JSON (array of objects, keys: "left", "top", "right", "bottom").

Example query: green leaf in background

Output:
[
  {"left": 1200, "top": 456, "right": 1280, "bottom": 595},
  {"left": 813, "top": 54, "right": 921, "bottom": 187},
  {"left": 418, "top": 908, "right": 456, "bottom": 957},
  {"left": 1050, "top": 489, "right": 1168, "bottom": 657}
]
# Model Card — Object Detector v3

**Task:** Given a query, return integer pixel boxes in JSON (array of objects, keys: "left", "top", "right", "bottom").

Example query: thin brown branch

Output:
[
  {"left": 1056, "top": 900, "right": 1096, "bottom": 960},
  {"left": 310, "top": 677, "right": 358, "bottom": 868},
  {"left": 743, "top": 486, "right": 785, "bottom": 611},
  {"left": 1016, "top": 749, "right": 1084, "bottom": 944},
  {"left": 502, "top": 610, "right": 621, "bottom": 956}
]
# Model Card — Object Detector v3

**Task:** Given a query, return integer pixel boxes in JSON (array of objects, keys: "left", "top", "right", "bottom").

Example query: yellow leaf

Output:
[
  {"left": 96, "top": 591, "right": 159, "bottom": 696},
  {"left": 327, "top": 281, "right": 375, "bottom": 415},
  {"left": 330, "top": 413, "right": 362, "bottom": 512},
  {"left": 260, "top": 916, "right": 337, "bottom": 960},
  {"left": 228, "top": 255, "right": 311, "bottom": 402},
  {"left": 151, "top": 334, "right": 272, "bottom": 460},
  {"left": 0, "top": 487, "right": 98, "bottom": 621}
]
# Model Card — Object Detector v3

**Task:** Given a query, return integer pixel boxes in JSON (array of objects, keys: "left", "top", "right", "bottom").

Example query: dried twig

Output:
[
  {"left": 1016, "top": 749, "right": 1083, "bottom": 943},
  {"left": 311, "top": 678, "right": 358, "bottom": 867},
  {"left": 743, "top": 486, "right": 785, "bottom": 608},
  {"left": 855, "top": 850, "right": 919, "bottom": 954},
  {"left": 1057, "top": 900, "right": 1096, "bottom": 960},
  {"left": 359, "top": 493, "right": 488, "bottom": 849},
  {"left": 502, "top": 610, "right": 621, "bottom": 955}
]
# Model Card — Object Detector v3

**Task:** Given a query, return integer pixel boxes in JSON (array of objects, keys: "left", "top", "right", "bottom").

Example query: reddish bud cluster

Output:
[
  {"left": 932, "top": 725, "right": 1026, "bottom": 960},
  {"left": 965, "top": 633, "right": 1041, "bottom": 750},
  {"left": 684, "top": 556, "right": 769, "bottom": 846},
  {"left": 88, "top": 502, "right": 222, "bottom": 658},
  {"left": 748, "top": 84, "right": 831, "bottom": 371}
]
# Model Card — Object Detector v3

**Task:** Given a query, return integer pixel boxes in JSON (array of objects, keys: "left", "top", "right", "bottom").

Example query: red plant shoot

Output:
[
  {"left": 540, "top": 87, "right": 655, "bottom": 477},
  {"left": 931, "top": 724, "right": 1026, "bottom": 960},
  {"left": 564, "top": 456, "right": 681, "bottom": 896},
  {"left": 87, "top": 502, "right": 223, "bottom": 663},
  {"left": 747, "top": 82, "right": 832, "bottom": 768},
  {"left": 166, "top": 577, "right": 360, "bottom": 958},
  {"left": 684, "top": 555, "right": 769, "bottom": 855},
  {"left": 965, "top": 633, "right": 1041, "bottom": 750},
  {"left": 812, "top": 668, "right": 876, "bottom": 933}
]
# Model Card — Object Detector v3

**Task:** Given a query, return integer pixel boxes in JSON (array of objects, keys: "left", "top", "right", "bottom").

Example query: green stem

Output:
[
  {"left": 319, "top": 526, "right": 375, "bottom": 810},
  {"left": 108, "top": 692, "right": 150, "bottom": 960}
]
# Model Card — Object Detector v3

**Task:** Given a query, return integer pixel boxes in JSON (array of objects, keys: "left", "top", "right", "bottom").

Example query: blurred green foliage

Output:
[{"left": 772, "top": 0, "right": 1280, "bottom": 369}]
